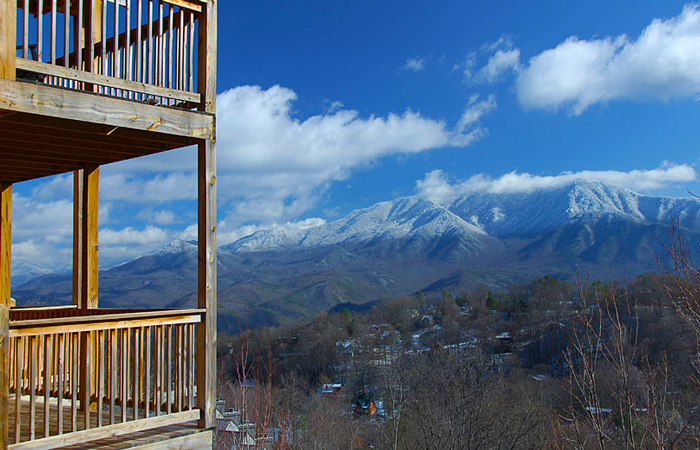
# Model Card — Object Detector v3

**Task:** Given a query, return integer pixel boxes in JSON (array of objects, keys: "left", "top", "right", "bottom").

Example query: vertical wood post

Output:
[
  {"left": 80, "top": 166, "right": 99, "bottom": 310},
  {"left": 0, "top": 305, "right": 8, "bottom": 450},
  {"left": 77, "top": 167, "right": 98, "bottom": 413},
  {"left": 0, "top": 183, "right": 11, "bottom": 309},
  {"left": 196, "top": 0, "right": 216, "bottom": 430},
  {"left": 196, "top": 140, "right": 216, "bottom": 429},
  {"left": 72, "top": 170, "right": 83, "bottom": 307},
  {"left": 0, "top": 0, "right": 16, "bottom": 80}
]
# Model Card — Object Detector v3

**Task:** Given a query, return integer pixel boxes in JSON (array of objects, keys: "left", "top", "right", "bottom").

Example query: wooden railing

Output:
[
  {"left": 14, "top": 0, "right": 203, "bottom": 107},
  {"left": 7, "top": 308, "right": 203, "bottom": 449}
]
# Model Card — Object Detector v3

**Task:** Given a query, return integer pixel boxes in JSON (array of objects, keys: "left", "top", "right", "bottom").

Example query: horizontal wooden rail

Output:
[
  {"left": 16, "top": 59, "right": 200, "bottom": 103},
  {"left": 8, "top": 309, "right": 201, "bottom": 446},
  {"left": 9, "top": 410, "right": 200, "bottom": 450}
]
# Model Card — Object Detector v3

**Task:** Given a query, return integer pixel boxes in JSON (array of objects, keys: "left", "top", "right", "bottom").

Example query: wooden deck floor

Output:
[{"left": 8, "top": 394, "right": 212, "bottom": 449}]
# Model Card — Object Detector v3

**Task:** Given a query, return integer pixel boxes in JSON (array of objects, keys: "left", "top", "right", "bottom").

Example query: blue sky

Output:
[{"left": 11, "top": 0, "right": 700, "bottom": 271}]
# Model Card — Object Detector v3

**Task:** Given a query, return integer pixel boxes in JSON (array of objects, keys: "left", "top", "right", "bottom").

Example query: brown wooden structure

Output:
[{"left": 0, "top": 0, "right": 217, "bottom": 448}]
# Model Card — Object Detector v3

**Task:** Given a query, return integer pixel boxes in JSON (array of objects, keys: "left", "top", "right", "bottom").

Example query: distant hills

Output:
[{"left": 13, "top": 180, "right": 700, "bottom": 331}]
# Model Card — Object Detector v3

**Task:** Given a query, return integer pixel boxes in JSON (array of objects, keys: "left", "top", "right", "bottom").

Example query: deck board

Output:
[{"left": 8, "top": 394, "right": 210, "bottom": 449}]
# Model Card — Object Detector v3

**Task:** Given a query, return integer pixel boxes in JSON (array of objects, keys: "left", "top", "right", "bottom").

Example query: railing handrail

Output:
[{"left": 10, "top": 308, "right": 204, "bottom": 336}]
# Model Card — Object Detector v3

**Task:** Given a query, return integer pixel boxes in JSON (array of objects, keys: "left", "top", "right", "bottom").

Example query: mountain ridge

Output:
[{"left": 13, "top": 180, "right": 700, "bottom": 331}]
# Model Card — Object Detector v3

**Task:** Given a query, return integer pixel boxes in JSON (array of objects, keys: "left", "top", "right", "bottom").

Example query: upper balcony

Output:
[{"left": 0, "top": 0, "right": 216, "bottom": 183}]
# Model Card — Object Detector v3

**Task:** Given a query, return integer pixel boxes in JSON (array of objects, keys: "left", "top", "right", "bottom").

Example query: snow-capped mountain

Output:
[
  {"left": 226, "top": 180, "right": 700, "bottom": 253},
  {"left": 226, "top": 197, "right": 488, "bottom": 256},
  {"left": 15, "top": 180, "right": 700, "bottom": 331},
  {"left": 449, "top": 180, "right": 700, "bottom": 238}
]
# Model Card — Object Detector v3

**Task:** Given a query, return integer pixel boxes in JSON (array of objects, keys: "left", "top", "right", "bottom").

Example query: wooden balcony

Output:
[
  {"left": 0, "top": 0, "right": 218, "bottom": 448},
  {"left": 4, "top": 306, "right": 212, "bottom": 449},
  {"left": 0, "top": 0, "right": 216, "bottom": 183}
]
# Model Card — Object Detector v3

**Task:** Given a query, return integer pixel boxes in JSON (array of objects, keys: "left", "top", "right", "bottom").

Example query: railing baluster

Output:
[
  {"left": 145, "top": 326, "right": 151, "bottom": 418},
  {"left": 29, "top": 336, "right": 37, "bottom": 441},
  {"left": 158, "top": 1, "right": 164, "bottom": 88},
  {"left": 37, "top": 0, "right": 44, "bottom": 62},
  {"left": 188, "top": 10, "right": 194, "bottom": 92},
  {"left": 43, "top": 334, "right": 52, "bottom": 438},
  {"left": 23, "top": 0, "right": 29, "bottom": 59},
  {"left": 88, "top": 0, "right": 96, "bottom": 76},
  {"left": 126, "top": 0, "right": 132, "bottom": 86},
  {"left": 120, "top": 328, "right": 127, "bottom": 423},
  {"left": 178, "top": 9, "right": 184, "bottom": 92},
  {"left": 57, "top": 333, "right": 64, "bottom": 435},
  {"left": 64, "top": 0, "right": 70, "bottom": 67},
  {"left": 71, "top": 333, "right": 78, "bottom": 432},
  {"left": 101, "top": 0, "right": 107, "bottom": 76},
  {"left": 132, "top": 327, "right": 139, "bottom": 420},
  {"left": 97, "top": 330, "right": 105, "bottom": 427},
  {"left": 76, "top": 0, "right": 83, "bottom": 70},
  {"left": 167, "top": 4, "right": 173, "bottom": 96},
  {"left": 113, "top": 0, "right": 120, "bottom": 80},
  {"left": 166, "top": 324, "right": 172, "bottom": 414},
  {"left": 188, "top": 323, "right": 194, "bottom": 410},
  {"left": 136, "top": 0, "right": 143, "bottom": 86},
  {"left": 147, "top": 0, "right": 153, "bottom": 87},
  {"left": 109, "top": 328, "right": 116, "bottom": 425},
  {"left": 51, "top": 0, "right": 58, "bottom": 64},
  {"left": 15, "top": 337, "right": 23, "bottom": 443}
]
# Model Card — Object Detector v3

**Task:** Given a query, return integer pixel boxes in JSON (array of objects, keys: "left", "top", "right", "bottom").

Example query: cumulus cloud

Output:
[
  {"left": 13, "top": 84, "right": 495, "bottom": 269},
  {"left": 460, "top": 36, "right": 521, "bottom": 84},
  {"left": 517, "top": 4, "right": 700, "bottom": 114},
  {"left": 401, "top": 57, "right": 426, "bottom": 72},
  {"left": 416, "top": 163, "right": 697, "bottom": 203}
]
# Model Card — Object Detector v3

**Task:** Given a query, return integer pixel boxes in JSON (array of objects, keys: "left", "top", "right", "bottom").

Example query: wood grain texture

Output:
[
  {"left": 8, "top": 410, "right": 199, "bottom": 450},
  {"left": 196, "top": 141, "right": 216, "bottom": 429},
  {"left": 0, "top": 183, "right": 11, "bottom": 308},
  {"left": 15, "top": 60, "right": 201, "bottom": 103},
  {"left": 80, "top": 166, "right": 99, "bottom": 310},
  {"left": 0, "top": 79, "right": 214, "bottom": 140},
  {"left": 72, "top": 170, "right": 83, "bottom": 308},
  {"left": 1, "top": 305, "right": 9, "bottom": 450},
  {"left": 0, "top": 0, "right": 17, "bottom": 80}
]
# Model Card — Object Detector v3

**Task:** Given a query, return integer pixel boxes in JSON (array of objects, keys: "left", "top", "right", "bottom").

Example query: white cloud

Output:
[
  {"left": 460, "top": 36, "right": 521, "bottom": 84},
  {"left": 402, "top": 57, "right": 426, "bottom": 72},
  {"left": 517, "top": 4, "right": 700, "bottom": 114},
  {"left": 99, "top": 225, "right": 174, "bottom": 266},
  {"left": 478, "top": 48, "right": 521, "bottom": 83},
  {"left": 12, "top": 85, "right": 494, "bottom": 270},
  {"left": 416, "top": 163, "right": 698, "bottom": 203},
  {"left": 452, "top": 95, "right": 497, "bottom": 146}
]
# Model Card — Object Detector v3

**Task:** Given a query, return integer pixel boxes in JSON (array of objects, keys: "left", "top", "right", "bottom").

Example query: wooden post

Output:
[
  {"left": 72, "top": 170, "right": 83, "bottom": 307},
  {"left": 80, "top": 166, "right": 99, "bottom": 310},
  {"left": 78, "top": 166, "right": 98, "bottom": 413},
  {"left": 0, "top": 305, "right": 8, "bottom": 450},
  {"left": 0, "top": 0, "right": 16, "bottom": 80},
  {"left": 196, "top": 140, "right": 216, "bottom": 429},
  {"left": 196, "top": 0, "right": 216, "bottom": 430},
  {"left": 0, "top": 183, "right": 11, "bottom": 309}
]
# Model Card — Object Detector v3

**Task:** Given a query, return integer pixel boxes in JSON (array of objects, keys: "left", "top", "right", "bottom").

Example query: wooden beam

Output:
[
  {"left": 72, "top": 170, "right": 83, "bottom": 308},
  {"left": 0, "top": 305, "right": 8, "bottom": 450},
  {"left": 16, "top": 59, "right": 201, "bottom": 103},
  {"left": 0, "top": 113, "right": 195, "bottom": 147},
  {"left": 0, "top": 79, "right": 215, "bottom": 140},
  {"left": 196, "top": 140, "right": 216, "bottom": 429},
  {"left": 0, "top": 0, "right": 16, "bottom": 81},
  {"left": 0, "top": 183, "right": 11, "bottom": 309},
  {"left": 80, "top": 167, "right": 98, "bottom": 310}
]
